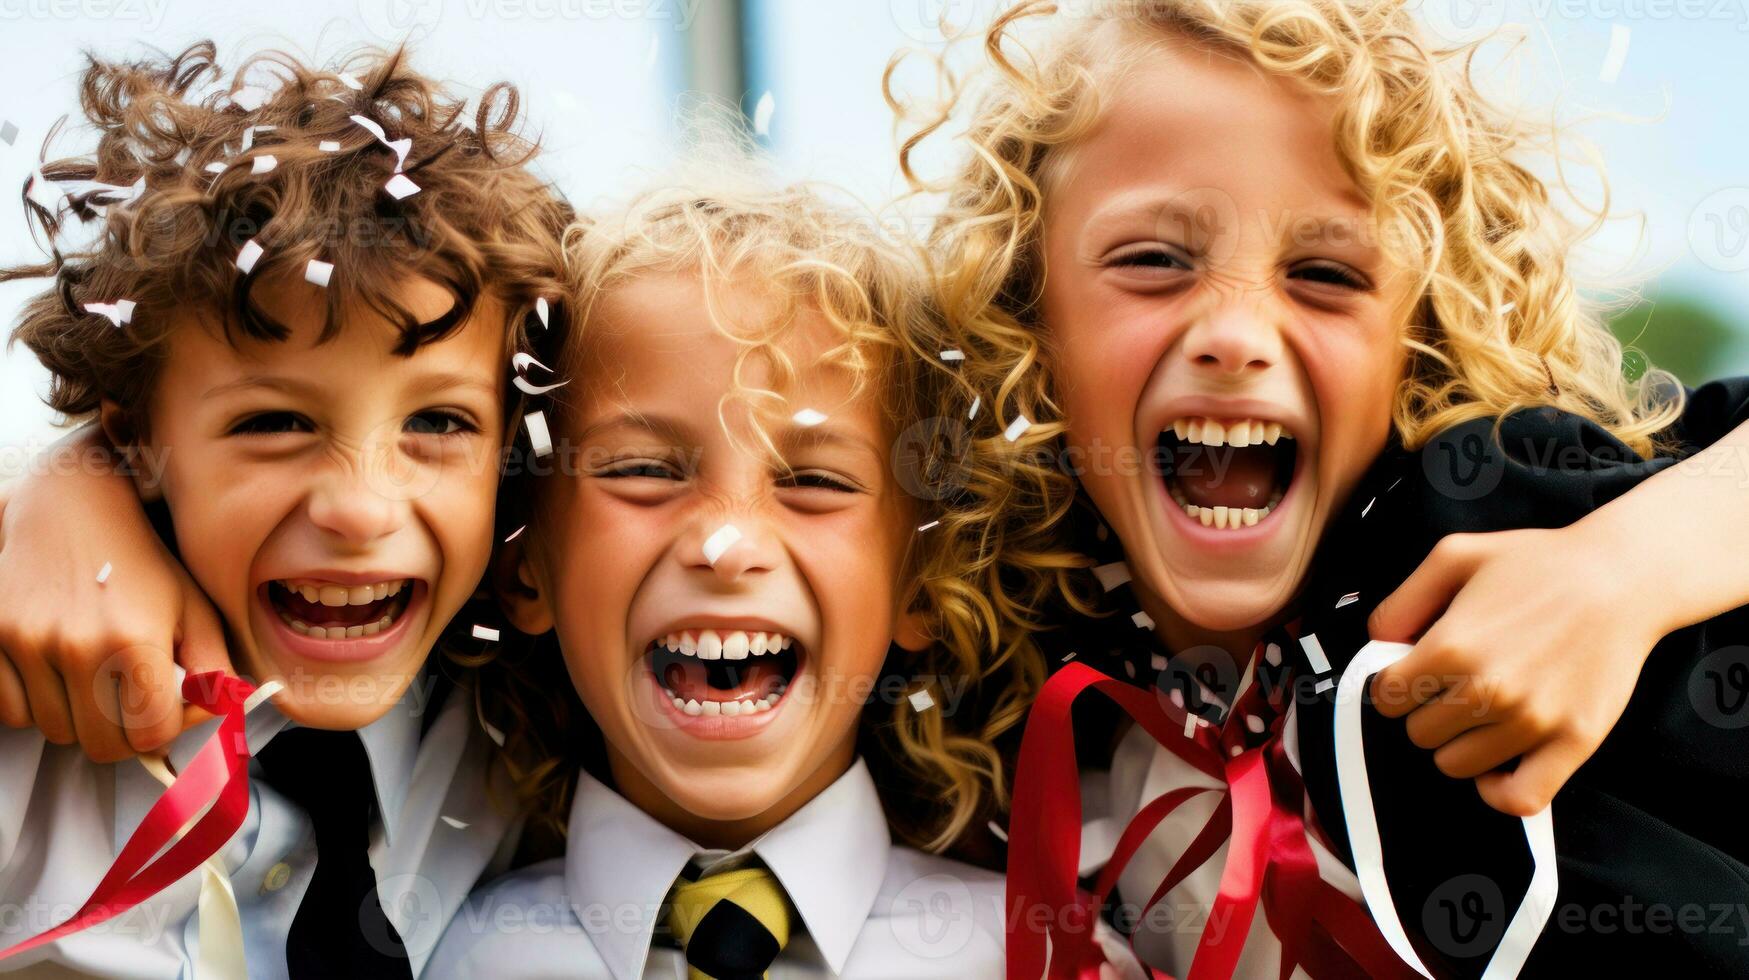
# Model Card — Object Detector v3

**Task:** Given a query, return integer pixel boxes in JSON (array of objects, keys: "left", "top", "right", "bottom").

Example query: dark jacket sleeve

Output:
[{"left": 1292, "top": 406, "right": 1749, "bottom": 979}]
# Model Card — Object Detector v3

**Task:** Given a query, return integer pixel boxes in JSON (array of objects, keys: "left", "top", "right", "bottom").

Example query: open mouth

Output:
[
  {"left": 1158, "top": 417, "right": 1299, "bottom": 530},
  {"left": 266, "top": 578, "right": 417, "bottom": 639},
  {"left": 645, "top": 629, "right": 802, "bottom": 718}
]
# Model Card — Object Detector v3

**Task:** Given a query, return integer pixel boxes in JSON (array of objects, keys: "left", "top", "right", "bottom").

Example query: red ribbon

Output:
[
  {"left": 1007, "top": 662, "right": 1420, "bottom": 980},
  {"left": 0, "top": 671, "right": 261, "bottom": 964}
]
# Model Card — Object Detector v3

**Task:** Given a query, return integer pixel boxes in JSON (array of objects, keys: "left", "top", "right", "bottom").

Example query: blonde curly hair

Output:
[
  {"left": 892, "top": 0, "right": 1682, "bottom": 458},
  {"left": 488, "top": 148, "right": 1086, "bottom": 852}
]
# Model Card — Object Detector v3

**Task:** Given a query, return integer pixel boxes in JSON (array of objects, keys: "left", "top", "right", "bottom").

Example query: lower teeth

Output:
[
  {"left": 1170, "top": 487, "right": 1284, "bottom": 530},
  {"left": 281, "top": 609, "right": 395, "bottom": 639},
  {"left": 667, "top": 687, "right": 784, "bottom": 717}
]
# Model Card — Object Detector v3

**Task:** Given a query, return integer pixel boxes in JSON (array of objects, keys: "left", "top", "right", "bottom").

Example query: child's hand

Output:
[
  {"left": 0, "top": 430, "right": 232, "bottom": 762},
  {"left": 1364, "top": 525, "right": 1658, "bottom": 818}
]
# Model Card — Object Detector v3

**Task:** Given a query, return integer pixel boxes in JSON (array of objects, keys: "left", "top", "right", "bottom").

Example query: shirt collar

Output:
[
  {"left": 564, "top": 759, "right": 892, "bottom": 980},
  {"left": 162, "top": 674, "right": 426, "bottom": 847}
]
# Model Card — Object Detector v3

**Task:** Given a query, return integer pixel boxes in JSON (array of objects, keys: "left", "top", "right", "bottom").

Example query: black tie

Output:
[{"left": 255, "top": 728, "right": 414, "bottom": 979}]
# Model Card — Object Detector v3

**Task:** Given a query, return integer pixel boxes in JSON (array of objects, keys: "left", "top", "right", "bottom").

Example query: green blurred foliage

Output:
[{"left": 1609, "top": 293, "right": 1746, "bottom": 385}]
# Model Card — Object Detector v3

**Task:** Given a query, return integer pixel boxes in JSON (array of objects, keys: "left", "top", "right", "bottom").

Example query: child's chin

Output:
[{"left": 1152, "top": 565, "right": 1306, "bottom": 635}]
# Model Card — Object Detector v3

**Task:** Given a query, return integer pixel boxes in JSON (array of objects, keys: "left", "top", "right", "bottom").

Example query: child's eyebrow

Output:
[
  {"left": 575, "top": 410, "right": 692, "bottom": 444},
  {"left": 776, "top": 424, "right": 882, "bottom": 462},
  {"left": 202, "top": 371, "right": 497, "bottom": 400}
]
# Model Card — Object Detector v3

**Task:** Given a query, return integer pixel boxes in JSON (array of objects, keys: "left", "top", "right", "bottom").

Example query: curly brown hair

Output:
[{"left": 5, "top": 40, "right": 571, "bottom": 437}]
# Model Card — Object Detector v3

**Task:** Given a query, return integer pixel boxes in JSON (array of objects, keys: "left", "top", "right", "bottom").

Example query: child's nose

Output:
[
  {"left": 682, "top": 515, "right": 780, "bottom": 585},
  {"left": 305, "top": 460, "right": 407, "bottom": 546},
  {"left": 1180, "top": 294, "right": 1284, "bottom": 379}
]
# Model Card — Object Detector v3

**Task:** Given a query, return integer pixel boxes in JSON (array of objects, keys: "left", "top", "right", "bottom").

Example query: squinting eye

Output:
[
  {"left": 1289, "top": 261, "right": 1370, "bottom": 291},
  {"left": 600, "top": 460, "right": 685, "bottom": 481},
  {"left": 779, "top": 471, "right": 861, "bottom": 493},
  {"left": 404, "top": 410, "right": 476, "bottom": 437},
  {"left": 228, "top": 412, "right": 311, "bottom": 436},
  {"left": 1109, "top": 246, "right": 1193, "bottom": 271}
]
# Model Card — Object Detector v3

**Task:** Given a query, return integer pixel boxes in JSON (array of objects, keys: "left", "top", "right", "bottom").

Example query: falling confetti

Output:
[
  {"left": 1183, "top": 712, "right": 1199, "bottom": 739},
  {"left": 240, "top": 125, "right": 275, "bottom": 152},
  {"left": 987, "top": 821, "right": 1009, "bottom": 842},
  {"left": 440, "top": 816, "right": 470, "bottom": 830},
  {"left": 1599, "top": 24, "right": 1631, "bottom": 84},
  {"left": 1299, "top": 633, "right": 1332, "bottom": 674},
  {"left": 752, "top": 91, "right": 775, "bottom": 137},
  {"left": 1150, "top": 653, "right": 1167, "bottom": 673},
  {"left": 1091, "top": 562, "right": 1131, "bottom": 592},
  {"left": 471, "top": 625, "right": 501, "bottom": 642},
  {"left": 83, "top": 300, "right": 137, "bottom": 328},
  {"left": 511, "top": 352, "right": 569, "bottom": 396},
  {"left": 251, "top": 155, "right": 277, "bottom": 175},
  {"left": 304, "top": 259, "right": 334, "bottom": 288},
  {"left": 1131, "top": 610, "right": 1155, "bottom": 630},
  {"left": 524, "top": 410, "right": 554, "bottom": 458},
  {"left": 337, "top": 72, "right": 364, "bottom": 91},
  {"left": 204, "top": 162, "right": 227, "bottom": 174},
  {"left": 1361, "top": 497, "right": 1376, "bottom": 518},
  {"left": 1335, "top": 592, "right": 1360, "bottom": 609},
  {"left": 318, "top": 140, "right": 341, "bottom": 152},
  {"left": 702, "top": 524, "right": 743, "bottom": 567},
  {"left": 504, "top": 525, "right": 526, "bottom": 543},
  {"left": 235, "top": 239, "right": 264, "bottom": 274},
  {"left": 916, "top": 520, "right": 940, "bottom": 532},
  {"left": 0, "top": 120, "right": 17, "bottom": 146},
  {"left": 535, "top": 296, "right": 550, "bottom": 329},
  {"left": 939, "top": 349, "right": 965, "bottom": 362},
  {"left": 1264, "top": 643, "right": 1282, "bottom": 667},
  {"left": 792, "top": 408, "right": 828, "bottom": 427},
  {"left": 1003, "top": 415, "right": 1031, "bottom": 442},
  {"left": 968, "top": 396, "right": 981, "bottom": 421},
  {"left": 95, "top": 562, "right": 113, "bottom": 585},
  {"left": 481, "top": 718, "right": 506, "bottom": 747},
  {"left": 907, "top": 688, "right": 936, "bottom": 713},
  {"left": 1314, "top": 678, "right": 1335, "bottom": 695},
  {"left": 1061, "top": 651, "right": 1078, "bottom": 663},
  {"left": 383, "top": 173, "right": 421, "bottom": 200}
]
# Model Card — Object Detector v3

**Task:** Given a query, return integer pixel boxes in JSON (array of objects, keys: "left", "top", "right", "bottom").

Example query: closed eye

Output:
[
  {"left": 1107, "top": 245, "right": 1194, "bottom": 272},
  {"left": 778, "top": 470, "right": 863, "bottom": 493},
  {"left": 228, "top": 411, "right": 312, "bottom": 436},
  {"left": 598, "top": 459, "right": 686, "bottom": 481},
  {"left": 1288, "top": 260, "right": 1371, "bottom": 291}
]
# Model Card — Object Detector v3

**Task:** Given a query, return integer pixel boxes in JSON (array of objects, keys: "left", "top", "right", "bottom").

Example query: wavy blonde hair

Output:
[
  {"left": 892, "top": 0, "right": 1682, "bottom": 457},
  {"left": 490, "top": 148, "right": 1085, "bottom": 851}
]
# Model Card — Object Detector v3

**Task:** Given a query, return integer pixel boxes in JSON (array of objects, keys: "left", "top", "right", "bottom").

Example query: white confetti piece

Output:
[
  {"left": 349, "top": 113, "right": 388, "bottom": 144},
  {"left": 524, "top": 410, "right": 553, "bottom": 458},
  {"left": 1335, "top": 592, "right": 1360, "bottom": 609},
  {"left": 173, "top": 147, "right": 191, "bottom": 166},
  {"left": 1092, "top": 562, "right": 1131, "bottom": 592},
  {"left": 95, "top": 561, "right": 112, "bottom": 585},
  {"left": 1124, "top": 661, "right": 1137, "bottom": 679},
  {"left": 1314, "top": 678, "right": 1335, "bottom": 695},
  {"left": 1183, "top": 712, "right": 1199, "bottom": 739},
  {"left": 987, "top": 820, "right": 1008, "bottom": 842},
  {"left": 702, "top": 524, "right": 742, "bottom": 567},
  {"left": 916, "top": 520, "right": 940, "bottom": 532},
  {"left": 472, "top": 624, "right": 501, "bottom": 642},
  {"left": 908, "top": 688, "right": 936, "bottom": 713},
  {"left": 968, "top": 396, "right": 981, "bottom": 421},
  {"left": 534, "top": 296, "right": 550, "bottom": 329},
  {"left": 235, "top": 239, "right": 264, "bottom": 274},
  {"left": 250, "top": 154, "right": 277, "bottom": 175},
  {"left": 481, "top": 718, "right": 506, "bottom": 747},
  {"left": 0, "top": 120, "right": 17, "bottom": 146},
  {"left": 240, "top": 125, "right": 275, "bottom": 152},
  {"left": 752, "top": 91, "right": 775, "bottom": 137},
  {"left": 1131, "top": 610, "right": 1155, "bottom": 630},
  {"left": 1361, "top": 497, "right": 1376, "bottom": 518},
  {"left": 304, "top": 259, "right": 334, "bottom": 288},
  {"left": 1150, "top": 653, "right": 1167, "bottom": 673},
  {"left": 1246, "top": 714, "right": 1266, "bottom": 734},
  {"left": 1388, "top": 478, "right": 1403, "bottom": 493},
  {"left": 318, "top": 140, "right": 341, "bottom": 152},
  {"left": 243, "top": 679, "right": 285, "bottom": 714},
  {"left": 1003, "top": 415, "right": 1032, "bottom": 442},
  {"left": 1299, "top": 633, "right": 1332, "bottom": 674},
  {"left": 1169, "top": 688, "right": 1185, "bottom": 709},
  {"left": 1229, "top": 745, "right": 1244, "bottom": 758},
  {"left": 440, "top": 815, "right": 470, "bottom": 830},
  {"left": 1264, "top": 642, "right": 1282, "bottom": 667},
  {"left": 231, "top": 86, "right": 270, "bottom": 111},
  {"left": 939, "top": 349, "right": 964, "bottom": 362},
  {"left": 792, "top": 408, "right": 827, "bottom": 427},
  {"left": 83, "top": 299, "right": 137, "bottom": 328},
  {"left": 204, "top": 161, "right": 227, "bottom": 174},
  {"left": 1061, "top": 651, "right": 1078, "bottom": 663},
  {"left": 1599, "top": 24, "right": 1631, "bottom": 84},
  {"left": 383, "top": 173, "right": 421, "bottom": 200},
  {"left": 511, "top": 352, "right": 569, "bottom": 396},
  {"left": 337, "top": 72, "right": 363, "bottom": 91},
  {"left": 504, "top": 525, "right": 526, "bottom": 543}
]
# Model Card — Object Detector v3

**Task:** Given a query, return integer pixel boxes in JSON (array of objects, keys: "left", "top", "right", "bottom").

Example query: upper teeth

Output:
[
  {"left": 1169, "top": 417, "right": 1288, "bottom": 449},
  {"left": 279, "top": 579, "right": 407, "bottom": 607},
  {"left": 657, "top": 629, "right": 792, "bottom": 661}
]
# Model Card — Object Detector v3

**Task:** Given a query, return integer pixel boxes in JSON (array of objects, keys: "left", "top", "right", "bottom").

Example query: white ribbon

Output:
[{"left": 1334, "top": 641, "right": 1557, "bottom": 980}]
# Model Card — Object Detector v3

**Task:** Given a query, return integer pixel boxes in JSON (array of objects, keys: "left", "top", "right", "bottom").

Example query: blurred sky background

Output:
[{"left": 2, "top": 0, "right": 1746, "bottom": 455}]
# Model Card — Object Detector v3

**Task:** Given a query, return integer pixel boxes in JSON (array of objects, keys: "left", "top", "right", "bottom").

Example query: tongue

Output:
[
  {"left": 661, "top": 659, "right": 786, "bottom": 704},
  {"left": 1176, "top": 445, "right": 1279, "bottom": 509}
]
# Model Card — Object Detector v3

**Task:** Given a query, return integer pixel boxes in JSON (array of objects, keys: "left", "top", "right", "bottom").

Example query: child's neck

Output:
[
  {"left": 604, "top": 738, "right": 857, "bottom": 852},
  {"left": 1137, "top": 587, "right": 1282, "bottom": 670}
]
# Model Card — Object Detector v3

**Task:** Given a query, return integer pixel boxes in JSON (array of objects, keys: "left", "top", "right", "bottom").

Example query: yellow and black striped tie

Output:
[{"left": 664, "top": 867, "right": 793, "bottom": 980}]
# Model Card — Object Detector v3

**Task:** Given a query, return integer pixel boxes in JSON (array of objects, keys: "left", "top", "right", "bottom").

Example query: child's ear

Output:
[
  {"left": 492, "top": 537, "right": 554, "bottom": 636},
  {"left": 98, "top": 399, "right": 164, "bottom": 502},
  {"left": 893, "top": 607, "right": 932, "bottom": 654}
]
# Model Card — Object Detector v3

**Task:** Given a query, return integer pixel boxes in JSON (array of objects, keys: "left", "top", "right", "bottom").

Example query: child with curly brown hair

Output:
[{"left": 0, "top": 42, "right": 568, "bottom": 977}]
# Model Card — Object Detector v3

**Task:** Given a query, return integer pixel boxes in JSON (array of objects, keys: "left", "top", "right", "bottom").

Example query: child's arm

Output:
[
  {"left": 0, "top": 426, "right": 231, "bottom": 762},
  {"left": 1369, "top": 381, "right": 1749, "bottom": 817}
]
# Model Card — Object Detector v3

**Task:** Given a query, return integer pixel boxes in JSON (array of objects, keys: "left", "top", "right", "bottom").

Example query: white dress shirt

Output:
[
  {"left": 0, "top": 675, "right": 518, "bottom": 978},
  {"left": 1081, "top": 701, "right": 1366, "bottom": 980},
  {"left": 427, "top": 758, "right": 1007, "bottom": 979}
]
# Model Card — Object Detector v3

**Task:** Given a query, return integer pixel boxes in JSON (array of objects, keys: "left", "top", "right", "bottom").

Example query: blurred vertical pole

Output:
[{"left": 683, "top": 0, "right": 750, "bottom": 119}]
